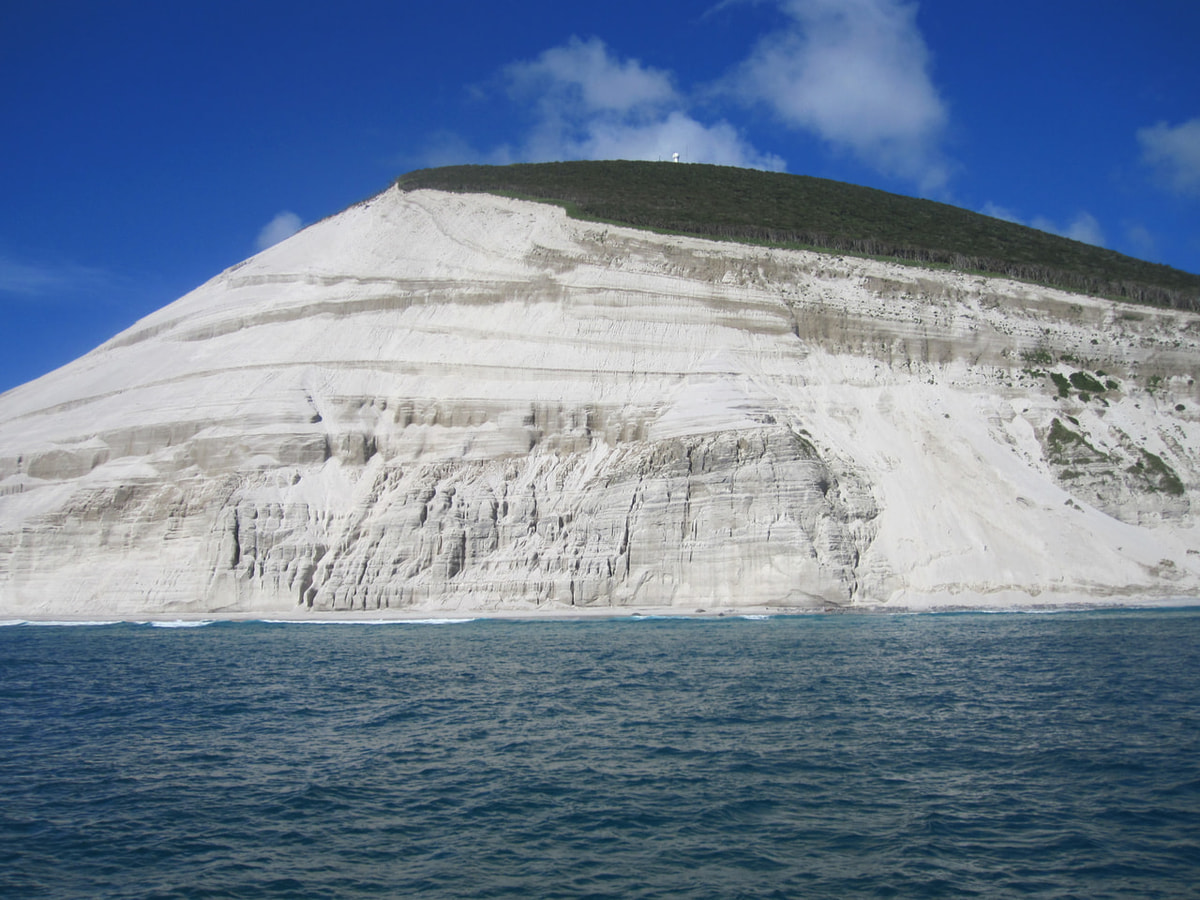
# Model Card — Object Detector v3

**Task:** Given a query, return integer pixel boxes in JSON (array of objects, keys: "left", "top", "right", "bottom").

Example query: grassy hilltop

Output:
[{"left": 397, "top": 161, "right": 1200, "bottom": 312}]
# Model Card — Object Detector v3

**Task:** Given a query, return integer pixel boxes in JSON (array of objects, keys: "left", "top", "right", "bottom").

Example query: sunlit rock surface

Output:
[{"left": 1, "top": 188, "right": 1197, "bottom": 617}]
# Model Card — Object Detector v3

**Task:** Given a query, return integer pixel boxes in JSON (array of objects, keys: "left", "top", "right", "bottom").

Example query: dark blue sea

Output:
[{"left": 2, "top": 609, "right": 1199, "bottom": 899}]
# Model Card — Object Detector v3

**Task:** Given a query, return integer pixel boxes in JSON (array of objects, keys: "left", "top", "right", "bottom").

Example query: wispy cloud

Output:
[
  {"left": 981, "top": 204, "right": 1106, "bottom": 248},
  {"left": 449, "top": 4, "right": 955, "bottom": 185},
  {"left": 506, "top": 37, "right": 678, "bottom": 117},
  {"left": 1124, "top": 223, "right": 1158, "bottom": 261},
  {"left": 495, "top": 37, "right": 785, "bottom": 170},
  {"left": 256, "top": 211, "right": 303, "bottom": 251},
  {"left": 0, "top": 256, "right": 112, "bottom": 298},
  {"left": 724, "top": 0, "right": 950, "bottom": 192},
  {"left": 1138, "top": 118, "right": 1200, "bottom": 196},
  {"left": 979, "top": 202, "right": 1021, "bottom": 225},
  {"left": 1038, "top": 212, "right": 1105, "bottom": 248}
]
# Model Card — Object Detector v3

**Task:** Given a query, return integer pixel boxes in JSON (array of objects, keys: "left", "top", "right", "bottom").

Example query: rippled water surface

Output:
[{"left": 2, "top": 610, "right": 1199, "bottom": 898}]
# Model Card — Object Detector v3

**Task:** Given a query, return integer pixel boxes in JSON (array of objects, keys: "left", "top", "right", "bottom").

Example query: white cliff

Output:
[{"left": 0, "top": 187, "right": 1197, "bottom": 617}]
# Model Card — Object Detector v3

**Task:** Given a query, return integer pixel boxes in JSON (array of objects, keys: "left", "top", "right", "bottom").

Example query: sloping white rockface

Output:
[{"left": 0, "top": 187, "right": 1197, "bottom": 617}]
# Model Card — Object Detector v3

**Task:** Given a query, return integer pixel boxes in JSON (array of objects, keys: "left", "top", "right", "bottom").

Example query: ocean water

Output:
[{"left": 2, "top": 610, "right": 1199, "bottom": 899}]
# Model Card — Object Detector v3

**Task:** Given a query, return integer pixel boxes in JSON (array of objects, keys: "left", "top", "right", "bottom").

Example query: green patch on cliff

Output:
[
  {"left": 1046, "top": 419, "right": 1106, "bottom": 465},
  {"left": 1046, "top": 421, "right": 1185, "bottom": 498},
  {"left": 1069, "top": 371, "right": 1105, "bottom": 394},
  {"left": 1128, "top": 449, "right": 1185, "bottom": 496},
  {"left": 1048, "top": 369, "right": 1114, "bottom": 402},
  {"left": 1021, "top": 348, "right": 1055, "bottom": 367}
]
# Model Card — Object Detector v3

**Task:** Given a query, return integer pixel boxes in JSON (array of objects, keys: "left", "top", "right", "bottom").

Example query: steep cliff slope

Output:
[{"left": 1, "top": 186, "right": 1197, "bottom": 617}]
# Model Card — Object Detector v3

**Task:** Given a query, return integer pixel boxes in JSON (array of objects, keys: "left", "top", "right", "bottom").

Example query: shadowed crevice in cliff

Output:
[{"left": 209, "top": 427, "right": 878, "bottom": 612}]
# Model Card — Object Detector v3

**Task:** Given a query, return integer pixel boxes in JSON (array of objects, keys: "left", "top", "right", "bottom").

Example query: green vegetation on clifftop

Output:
[{"left": 397, "top": 161, "right": 1200, "bottom": 311}]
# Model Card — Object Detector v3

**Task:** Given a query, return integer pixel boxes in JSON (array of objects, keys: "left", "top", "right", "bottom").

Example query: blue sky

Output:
[{"left": 2, "top": 0, "right": 1198, "bottom": 392}]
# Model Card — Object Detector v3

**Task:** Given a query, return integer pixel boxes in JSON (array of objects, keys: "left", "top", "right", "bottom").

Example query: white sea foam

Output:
[
  {"left": 143, "top": 620, "right": 216, "bottom": 628},
  {"left": 20, "top": 620, "right": 123, "bottom": 627},
  {"left": 258, "top": 618, "right": 476, "bottom": 625}
]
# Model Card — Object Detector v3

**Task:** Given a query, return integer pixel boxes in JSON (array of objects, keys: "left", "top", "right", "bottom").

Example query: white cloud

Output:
[
  {"left": 520, "top": 106, "right": 786, "bottom": 170},
  {"left": 1032, "top": 212, "right": 1105, "bottom": 248},
  {"left": 0, "top": 256, "right": 110, "bottom": 298},
  {"left": 573, "top": 111, "right": 785, "bottom": 169},
  {"left": 419, "top": 131, "right": 489, "bottom": 168},
  {"left": 1124, "top": 223, "right": 1157, "bottom": 260},
  {"left": 980, "top": 202, "right": 1021, "bottom": 224},
  {"left": 506, "top": 37, "right": 678, "bottom": 116},
  {"left": 726, "top": 0, "right": 949, "bottom": 191},
  {"left": 1138, "top": 118, "right": 1200, "bottom": 196},
  {"left": 982, "top": 205, "right": 1106, "bottom": 248},
  {"left": 1063, "top": 213, "right": 1105, "bottom": 247},
  {"left": 498, "top": 37, "right": 785, "bottom": 171},
  {"left": 256, "top": 211, "right": 303, "bottom": 251},
  {"left": 0, "top": 257, "right": 69, "bottom": 295}
]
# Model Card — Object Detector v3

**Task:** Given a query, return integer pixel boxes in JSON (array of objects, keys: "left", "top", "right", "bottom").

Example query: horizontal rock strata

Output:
[{"left": 0, "top": 188, "right": 1197, "bottom": 616}]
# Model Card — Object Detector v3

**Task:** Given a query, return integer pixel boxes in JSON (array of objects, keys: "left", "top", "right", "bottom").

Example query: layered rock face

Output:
[{"left": 0, "top": 188, "right": 1197, "bottom": 616}]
